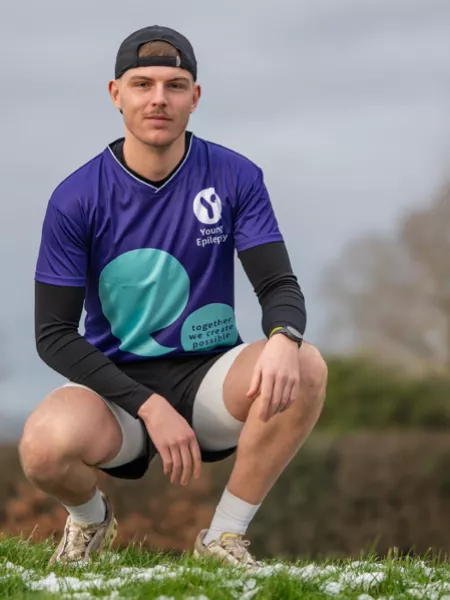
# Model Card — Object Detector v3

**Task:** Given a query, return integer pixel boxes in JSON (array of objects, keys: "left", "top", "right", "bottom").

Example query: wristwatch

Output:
[{"left": 269, "top": 326, "right": 303, "bottom": 347}]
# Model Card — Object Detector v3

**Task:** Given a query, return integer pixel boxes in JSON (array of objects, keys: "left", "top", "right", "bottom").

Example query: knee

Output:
[
  {"left": 299, "top": 344, "right": 328, "bottom": 392},
  {"left": 19, "top": 414, "right": 70, "bottom": 484}
]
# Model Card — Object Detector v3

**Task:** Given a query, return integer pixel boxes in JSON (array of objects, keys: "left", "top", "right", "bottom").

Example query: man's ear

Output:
[
  {"left": 190, "top": 83, "right": 202, "bottom": 114},
  {"left": 108, "top": 79, "right": 122, "bottom": 113}
]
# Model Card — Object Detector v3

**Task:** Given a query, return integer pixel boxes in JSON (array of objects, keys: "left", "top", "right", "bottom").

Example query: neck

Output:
[{"left": 122, "top": 132, "right": 186, "bottom": 181}]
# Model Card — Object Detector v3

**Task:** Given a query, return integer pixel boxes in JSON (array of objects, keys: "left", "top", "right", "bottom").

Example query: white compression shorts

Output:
[{"left": 60, "top": 343, "right": 249, "bottom": 469}]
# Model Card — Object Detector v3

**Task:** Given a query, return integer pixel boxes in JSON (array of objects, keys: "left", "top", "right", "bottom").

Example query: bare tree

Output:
[{"left": 320, "top": 182, "right": 450, "bottom": 372}]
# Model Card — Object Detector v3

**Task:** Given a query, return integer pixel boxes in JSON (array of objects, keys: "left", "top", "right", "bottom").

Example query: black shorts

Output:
[{"left": 98, "top": 350, "right": 239, "bottom": 480}]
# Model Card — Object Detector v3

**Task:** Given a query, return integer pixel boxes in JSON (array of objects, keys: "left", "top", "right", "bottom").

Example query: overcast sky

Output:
[{"left": 1, "top": 0, "right": 450, "bottom": 433}]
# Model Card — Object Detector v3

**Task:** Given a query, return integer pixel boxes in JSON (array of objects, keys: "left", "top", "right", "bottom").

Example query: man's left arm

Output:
[
  {"left": 238, "top": 242, "right": 307, "bottom": 421},
  {"left": 234, "top": 166, "right": 307, "bottom": 421}
]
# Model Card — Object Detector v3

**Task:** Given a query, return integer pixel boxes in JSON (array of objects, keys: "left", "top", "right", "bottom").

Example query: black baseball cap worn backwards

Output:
[{"left": 115, "top": 25, "right": 197, "bottom": 81}]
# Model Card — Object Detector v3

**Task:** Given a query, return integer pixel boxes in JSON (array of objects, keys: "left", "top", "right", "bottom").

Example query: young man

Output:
[{"left": 22, "top": 25, "right": 327, "bottom": 568}]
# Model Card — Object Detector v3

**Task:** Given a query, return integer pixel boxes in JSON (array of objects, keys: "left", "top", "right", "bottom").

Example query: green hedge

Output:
[{"left": 318, "top": 355, "right": 450, "bottom": 431}]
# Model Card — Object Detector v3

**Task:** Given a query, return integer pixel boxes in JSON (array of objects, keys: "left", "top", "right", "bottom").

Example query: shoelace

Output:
[
  {"left": 221, "top": 536, "right": 256, "bottom": 563},
  {"left": 64, "top": 522, "right": 99, "bottom": 557}
]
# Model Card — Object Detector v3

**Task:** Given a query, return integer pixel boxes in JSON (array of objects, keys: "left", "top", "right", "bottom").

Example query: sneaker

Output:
[
  {"left": 49, "top": 493, "right": 117, "bottom": 566},
  {"left": 193, "top": 529, "right": 260, "bottom": 568}
]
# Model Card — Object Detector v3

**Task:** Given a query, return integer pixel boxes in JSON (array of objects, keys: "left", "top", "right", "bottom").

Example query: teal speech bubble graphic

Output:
[
  {"left": 99, "top": 249, "right": 190, "bottom": 357},
  {"left": 181, "top": 304, "right": 238, "bottom": 352}
]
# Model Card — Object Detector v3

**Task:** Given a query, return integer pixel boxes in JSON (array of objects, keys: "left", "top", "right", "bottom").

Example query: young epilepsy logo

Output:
[
  {"left": 193, "top": 188, "right": 229, "bottom": 248},
  {"left": 193, "top": 188, "right": 222, "bottom": 224}
]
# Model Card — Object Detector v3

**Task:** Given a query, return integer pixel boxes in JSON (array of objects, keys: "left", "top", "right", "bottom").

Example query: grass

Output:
[{"left": 1, "top": 537, "right": 450, "bottom": 599}]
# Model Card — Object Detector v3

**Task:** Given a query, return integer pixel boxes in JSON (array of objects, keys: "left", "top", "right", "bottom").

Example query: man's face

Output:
[{"left": 109, "top": 66, "right": 201, "bottom": 148}]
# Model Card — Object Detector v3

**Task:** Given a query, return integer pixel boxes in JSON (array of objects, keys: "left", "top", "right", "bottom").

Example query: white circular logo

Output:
[{"left": 193, "top": 188, "right": 222, "bottom": 225}]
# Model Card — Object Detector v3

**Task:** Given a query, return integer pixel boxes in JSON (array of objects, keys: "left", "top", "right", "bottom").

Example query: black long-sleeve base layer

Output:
[{"left": 35, "top": 241, "right": 306, "bottom": 418}]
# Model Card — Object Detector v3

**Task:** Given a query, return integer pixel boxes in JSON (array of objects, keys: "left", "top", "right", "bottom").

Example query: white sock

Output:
[
  {"left": 203, "top": 488, "right": 261, "bottom": 546},
  {"left": 64, "top": 489, "right": 106, "bottom": 525}
]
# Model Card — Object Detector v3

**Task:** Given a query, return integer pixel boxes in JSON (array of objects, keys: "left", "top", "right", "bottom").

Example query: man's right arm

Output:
[
  {"left": 35, "top": 191, "right": 202, "bottom": 482},
  {"left": 35, "top": 281, "right": 156, "bottom": 418}
]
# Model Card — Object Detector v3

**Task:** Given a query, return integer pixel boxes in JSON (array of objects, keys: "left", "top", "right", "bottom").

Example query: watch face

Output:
[{"left": 286, "top": 326, "right": 303, "bottom": 340}]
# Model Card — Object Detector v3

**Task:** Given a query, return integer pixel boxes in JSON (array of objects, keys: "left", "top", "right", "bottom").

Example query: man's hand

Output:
[
  {"left": 246, "top": 334, "right": 300, "bottom": 423},
  {"left": 138, "top": 394, "right": 201, "bottom": 485}
]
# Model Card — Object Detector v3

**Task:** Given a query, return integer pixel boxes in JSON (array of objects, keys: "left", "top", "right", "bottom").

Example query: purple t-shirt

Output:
[{"left": 35, "top": 135, "right": 283, "bottom": 362}]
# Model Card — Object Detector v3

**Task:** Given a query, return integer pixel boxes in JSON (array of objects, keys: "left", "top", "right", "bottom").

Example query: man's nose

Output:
[{"left": 150, "top": 83, "right": 168, "bottom": 106}]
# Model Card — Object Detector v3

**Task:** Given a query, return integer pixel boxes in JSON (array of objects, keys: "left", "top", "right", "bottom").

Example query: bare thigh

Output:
[
  {"left": 20, "top": 386, "right": 123, "bottom": 467},
  {"left": 223, "top": 339, "right": 317, "bottom": 422}
]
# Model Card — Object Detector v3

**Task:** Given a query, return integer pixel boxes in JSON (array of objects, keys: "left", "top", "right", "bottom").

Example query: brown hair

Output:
[{"left": 138, "top": 41, "right": 179, "bottom": 58}]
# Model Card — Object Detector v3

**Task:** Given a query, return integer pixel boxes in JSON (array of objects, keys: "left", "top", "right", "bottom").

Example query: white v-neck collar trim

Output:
[{"left": 107, "top": 134, "right": 194, "bottom": 193}]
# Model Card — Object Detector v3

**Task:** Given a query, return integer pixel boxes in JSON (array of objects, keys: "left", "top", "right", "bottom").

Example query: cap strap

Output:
[{"left": 136, "top": 56, "right": 181, "bottom": 69}]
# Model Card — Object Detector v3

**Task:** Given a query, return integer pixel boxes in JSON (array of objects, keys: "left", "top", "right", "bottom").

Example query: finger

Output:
[
  {"left": 247, "top": 365, "right": 262, "bottom": 398},
  {"left": 259, "top": 373, "right": 275, "bottom": 422},
  {"left": 169, "top": 446, "right": 183, "bottom": 485},
  {"left": 281, "top": 381, "right": 299, "bottom": 414},
  {"left": 287, "top": 379, "right": 300, "bottom": 408},
  {"left": 159, "top": 446, "right": 173, "bottom": 477},
  {"left": 278, "top": 378, "right": 294, "bottom": 413},
  {"left": 269, "top": 376, "right": 285, "bottom": 420},
  {"left": 179, "top": 442, "right": 193, "bottom": 486},
  {"left": 190, "top": 436, "right": 202, "bottom": 480}
]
